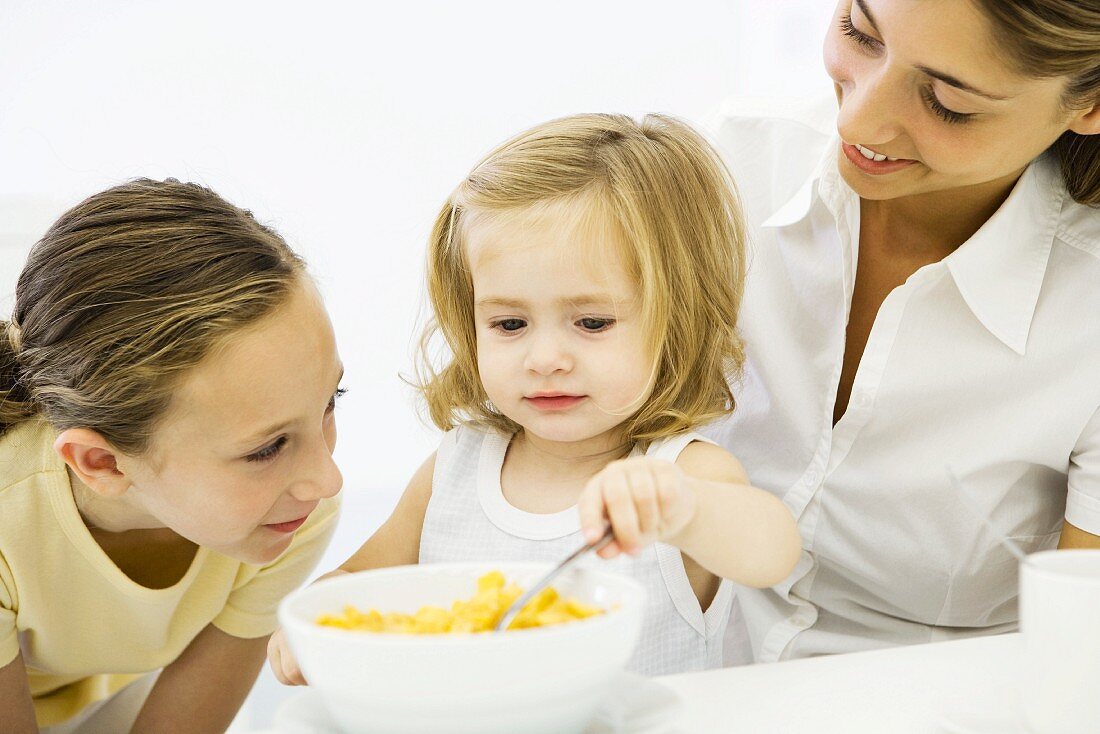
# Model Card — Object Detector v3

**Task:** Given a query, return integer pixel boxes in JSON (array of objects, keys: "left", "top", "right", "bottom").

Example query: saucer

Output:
[{"left": 274, "top": 672, "right": 682, "bottom": 734}]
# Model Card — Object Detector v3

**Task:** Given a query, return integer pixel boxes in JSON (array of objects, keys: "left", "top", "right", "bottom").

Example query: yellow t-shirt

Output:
[{"left": 0, "top": 420, "right": 340, "bottom": 727}]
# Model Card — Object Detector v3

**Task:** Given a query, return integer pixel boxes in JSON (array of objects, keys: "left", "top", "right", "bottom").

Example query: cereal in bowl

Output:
[{"left": 316, "top": 570, "right": 603, "bottom": 633}]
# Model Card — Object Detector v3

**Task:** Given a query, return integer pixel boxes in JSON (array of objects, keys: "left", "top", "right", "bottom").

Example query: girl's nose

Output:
[
  {"left": 290, "top": 439, "right": 344, "bottom": 502},
  {"left": 524, "top": 333, "right": 573, "bottom": 375}
]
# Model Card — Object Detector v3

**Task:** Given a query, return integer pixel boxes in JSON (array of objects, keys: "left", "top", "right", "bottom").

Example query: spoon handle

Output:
[{"left": 495, "top": 524, "right": 615, "bottom": 632}]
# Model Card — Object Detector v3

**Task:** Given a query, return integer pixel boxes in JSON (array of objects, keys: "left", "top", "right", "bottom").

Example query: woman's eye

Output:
[
  {"left": 839, "top": 13, "right": 880, "bottom": 51},
  {"left": 326, "top": 387, "right": 348, "bottom": 413},
  {"left": 491, "top": 318, "right": 526, "bottom": 333},
  {"left": 578, "top": 317, "right": 614, "bottom": 332},
  {"left": 920, "top": 86, "right": 973, "bottom": 125},
  {"left": 247, "top": 436, "right": 287, "bottom": 463}
]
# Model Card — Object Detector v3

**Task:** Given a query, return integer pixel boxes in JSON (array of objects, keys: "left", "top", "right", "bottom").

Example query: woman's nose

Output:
[{"left": 835, "top": 66, "right": 906, "bottom": 148}]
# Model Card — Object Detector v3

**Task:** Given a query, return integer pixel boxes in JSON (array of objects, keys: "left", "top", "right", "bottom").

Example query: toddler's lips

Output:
[
  {"left": 264, "top": 514, "right": 310, "bottom": 533},
  {"left": 525, "top": 394, "right": 585, "bottom": 411}
]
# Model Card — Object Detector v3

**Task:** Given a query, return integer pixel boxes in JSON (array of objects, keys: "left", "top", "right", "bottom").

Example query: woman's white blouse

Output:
[{"left": 704, "top": 100, "right": 1100, "bottom": 663}]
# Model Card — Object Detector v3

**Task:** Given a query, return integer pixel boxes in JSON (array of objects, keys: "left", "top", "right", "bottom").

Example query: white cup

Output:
[{"left": 1019, "top": 549, "right": 1100, "bottom": 733}]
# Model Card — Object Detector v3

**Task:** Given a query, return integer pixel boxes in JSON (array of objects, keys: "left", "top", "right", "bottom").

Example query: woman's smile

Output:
[{"left": 840, "top": 142, "right": 917, "bottom": 175}]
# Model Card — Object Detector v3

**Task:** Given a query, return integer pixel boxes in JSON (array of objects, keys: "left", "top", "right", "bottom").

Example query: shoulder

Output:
[
  {"left": 436, "top": 422, "right": 497, "bottom": 459},
  {"left": 0, "top": 420, "right": 61, "bottom": 495},
  {"left": 1057, "top": 196, "right": 1100, "bottom": 260},
  {"left": 406, "top": 449, "right": 438, "bottom": 499},
  {"left": 705, "top": 95, "right": 837, "bottom": 226},
  {"left": 393, "top": 445, "right": 444, "bottom": 523},
  {"left": 650, "top": 432, "right": 748, "bottom": 485},
  {"left": 676, "top": 440, "right": 749, "bottom": 485},
  {"left": 708, "top": 94, "right": 837, "bottom": 142}
]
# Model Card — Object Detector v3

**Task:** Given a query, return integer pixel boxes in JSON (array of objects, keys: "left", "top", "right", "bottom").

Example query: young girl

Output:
[
  {"left": 269, "top": 113, "right": 800, "bottom": 681},
  {"left": 0, "top": 179, "right": 343, "bottom": 733}
]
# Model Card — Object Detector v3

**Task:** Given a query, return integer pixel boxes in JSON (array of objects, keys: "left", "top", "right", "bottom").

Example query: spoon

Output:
[{"left": 494, "top": 524, "right": 615, "bottom": 632}]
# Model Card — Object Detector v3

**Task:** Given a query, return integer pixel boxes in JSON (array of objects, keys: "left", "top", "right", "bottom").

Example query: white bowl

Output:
[{"left": 278, "top": 562, "right": 645, "bottom": 734}]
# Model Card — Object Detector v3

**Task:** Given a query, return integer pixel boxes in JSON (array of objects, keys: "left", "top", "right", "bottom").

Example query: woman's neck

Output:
[{"left": 860, "top": 167, "right": 1026, "bottom": 259}]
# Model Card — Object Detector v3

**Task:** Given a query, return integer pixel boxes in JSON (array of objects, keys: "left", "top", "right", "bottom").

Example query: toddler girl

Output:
[{"left": 270, "top": 113, "right": 800, "bottom": 680}]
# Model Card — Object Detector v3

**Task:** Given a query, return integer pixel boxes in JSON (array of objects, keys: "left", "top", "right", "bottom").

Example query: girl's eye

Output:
[
  {"left": 920, "top": 86, "right": 973, "bottom": 125},
  {"left": 247, "top": 436, "right": 287, "bottom": 463},
  {"left": 326, "top": 387, "right": 348, "bottom": 413},
  {"left": 839, "top": 13, "right": 880, "bottom": 52},
  {"left": 491, "top": 318, "right": 526, "bottom": 333},
  {"left": 577, "top": 317, "right": 614, "bottom": 333}
]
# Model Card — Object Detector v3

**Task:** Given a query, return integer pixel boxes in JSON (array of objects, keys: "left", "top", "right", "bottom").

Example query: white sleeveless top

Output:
[{"left": 419, "top": 423, "right": 733, "bottom": 676}]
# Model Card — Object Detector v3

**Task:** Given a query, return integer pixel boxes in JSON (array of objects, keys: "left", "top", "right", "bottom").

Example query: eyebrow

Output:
[
  {"left": 915, "top": 65, "right": 1010, "bottom": 101},
  {"left": 475, "top": 295, "right": 620, "bottom": 309},
  {"left": 242, "top": 420, "right": 293, "bottom": 449},
  {"left": 854, "top": 0, "right": 1009, "bottom": 102},
  {"left": 240, "top": 366, "right": 345, "bottom": 448},
  {"left": 854, "top": 0, "right": 880, "bottom": 32}
]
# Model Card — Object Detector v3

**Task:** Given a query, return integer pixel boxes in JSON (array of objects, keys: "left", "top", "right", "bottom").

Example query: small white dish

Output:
[{"left": 274, "top": 672, "right": 682, "bottom": 734}]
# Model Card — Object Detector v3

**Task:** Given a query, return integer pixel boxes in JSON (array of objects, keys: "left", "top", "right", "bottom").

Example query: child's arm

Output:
[
  {"left": 0, "top": 654, "right": 37, "bottom": 734},
  {"left": 577, "top": 442, "right": 801, "bottom": 591},
  {"left": 131, "top": 624, "right": 268, "bottom": 734},
  {"left": 335, "top": 451, "right": 436, "bottom": 574},
  {"left": 268, "top": 452, "right": 436, "bottom": 686}
]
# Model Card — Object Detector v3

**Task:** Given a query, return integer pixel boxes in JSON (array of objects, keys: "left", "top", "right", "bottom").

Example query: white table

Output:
[
  {"left": 659, "top": 633, "right": 1021, "bottom": 732},
  {"left": 253, "top": 634, "right": 1024, "bottom": 733},
  {"left": 249, "top": 633, "right": 1020, "bottom": 730}
]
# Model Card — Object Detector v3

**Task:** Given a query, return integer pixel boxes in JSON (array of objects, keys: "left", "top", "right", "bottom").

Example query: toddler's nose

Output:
[{"left": 524, "top": 334, "right": 573, "bottom": 375}]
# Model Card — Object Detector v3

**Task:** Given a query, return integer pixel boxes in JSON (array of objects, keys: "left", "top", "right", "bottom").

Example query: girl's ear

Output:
[
  {"left": 1068, "top": 101, "right": 1100, "bottom": 136},
  {"left": 53, "top": 428, "right": 131, "bottom": 498}
]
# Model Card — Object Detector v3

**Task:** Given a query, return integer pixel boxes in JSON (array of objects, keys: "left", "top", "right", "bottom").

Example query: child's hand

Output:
[
  {"left": 267, "top": 627, "right": 306, "bottom": 686},
  {"left": 267, "top": 568, "right": 351, "bottom": 686},
  {"left": 577, "top": 457, "right": 697, "bottom": 558}
]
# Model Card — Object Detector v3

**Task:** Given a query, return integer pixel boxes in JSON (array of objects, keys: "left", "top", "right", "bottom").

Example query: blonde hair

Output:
[
  {"left": 0, "top": 178, "right": 306, "bottom": 452},
  {"left": 974, "top": 0, "right": 1100, "bottom": 205},
  {"left": 417, "top": 113, "right": 747, "bottom": 445}
]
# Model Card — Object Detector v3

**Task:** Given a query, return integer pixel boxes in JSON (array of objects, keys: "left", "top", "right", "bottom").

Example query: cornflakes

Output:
[{"left": 316, "top": 570, "right": 604, "bottom": 634}]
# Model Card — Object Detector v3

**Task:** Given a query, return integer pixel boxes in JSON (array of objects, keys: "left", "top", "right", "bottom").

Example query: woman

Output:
[
  {"left": 708, "top": 0, "right": 1100, "bottom": 662},
  {"left": 0, "top": 179, "right": 343, "bottom": 732}
]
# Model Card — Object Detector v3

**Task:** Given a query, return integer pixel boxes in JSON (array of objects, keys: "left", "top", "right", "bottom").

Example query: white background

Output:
[{"left": 0, "top": 1, "right": 833, "bottom": 727}]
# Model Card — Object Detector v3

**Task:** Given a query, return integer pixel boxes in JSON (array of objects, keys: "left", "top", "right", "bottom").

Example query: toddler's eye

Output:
[
  {"left": 492, "top": 318, "right": 526, "bottom": 332},
  {"left": 578, "top": 317, "right": 614, "bottom": 332}
]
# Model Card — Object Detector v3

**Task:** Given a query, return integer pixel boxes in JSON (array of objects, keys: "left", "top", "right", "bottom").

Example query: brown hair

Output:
[
  {"left": 0, "top": 178, "right": 306, "bottom": 452},
  {"left": 974, "top": 0, "right": 1100, "bottom": 205},
  {"left": 417, "top": 113, "right": 747, "bottom": 445}
]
